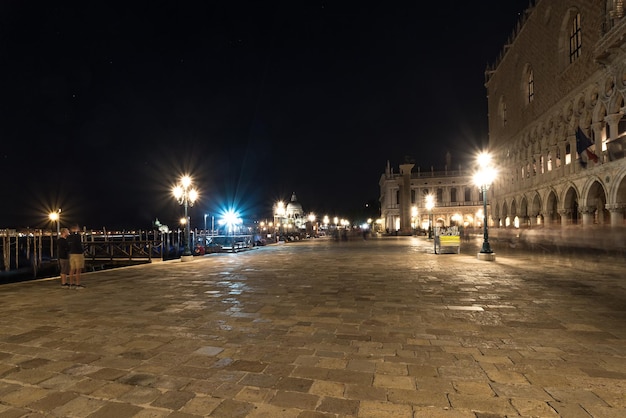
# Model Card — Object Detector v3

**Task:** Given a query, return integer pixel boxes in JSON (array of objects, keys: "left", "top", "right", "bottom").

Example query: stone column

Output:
[
  {"left": 535, "top": 153, "right": 542, "bottom": 175},
  {"left": 604, "top": 113, "right": 623, "bottom": 161},
  {"left": 398, "top": 163, "right": 414, "bottom": 235},
  {"left": 549, "top": 145, "right": 557, "bottom": 172},
  {"left": 579, "top": 206, "right": 595, "bottom": 227},
  {"left": 558, "top": 209, "right": 570, "bottom": 226},
  {"left": 591, "top": 122, "right": 604, "bottom": 163},
  {"left": 543, "top": 211, "right": 554, "bottom": 225},
  {"left": 568, "top": 133, "right": 578, "bottom": 174},
  {"left": 606, "top": 203, "right": 625, "bottom": 227},
  {"left": 558, "top": 143, "right": 566, "bottom": 170},
  {"left": 543, "top": 211, "right": 551, "bottom": 225}
]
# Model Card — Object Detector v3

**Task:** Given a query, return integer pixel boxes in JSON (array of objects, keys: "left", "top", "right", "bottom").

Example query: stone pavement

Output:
[{"left": 0, "top": 236, "right": 625, "bottom": 418}]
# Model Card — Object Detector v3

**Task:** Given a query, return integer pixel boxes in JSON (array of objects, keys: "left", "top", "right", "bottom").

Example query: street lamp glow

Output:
[
  {"left": 476, "top": 151, "right": 492, "bottom": 167},
  {"left": 274, "top": 201, "right": 286, "bottom": 238},
  {"left": 473, "top": 152, "right": 498, "bottom": 189},
  {"left": 473, "top": 151, "right": 497, "bottom": 260},
  {"left": 222, "top": 209, "right": 242, "bottom": 234},
  {"left": 49, "top": 209, "right": 61, "bottom": 236},
  {"left": 425, "top": 195, "right": 434, "bottom": 211},
  {"left": 274, "top": 201, "right": 285, "bottom": 216},
  {"left": 173, "top": 174, "right": 198, "bottom": 260},
  {"left": 425, "top": 194, "right": 434, "bottom": 239}
]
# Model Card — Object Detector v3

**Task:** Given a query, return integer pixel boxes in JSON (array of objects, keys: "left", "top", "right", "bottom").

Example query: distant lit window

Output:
[
  {"left": 499, "top": 97, "right": 507, "bottom": 127},
  {"left": 569, "top": 13, "right": 582, "bottom": 63}
]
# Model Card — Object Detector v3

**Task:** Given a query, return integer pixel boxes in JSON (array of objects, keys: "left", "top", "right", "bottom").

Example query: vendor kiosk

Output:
[{"left": 434, "top": 226, "right": 461, "bottom": 254}]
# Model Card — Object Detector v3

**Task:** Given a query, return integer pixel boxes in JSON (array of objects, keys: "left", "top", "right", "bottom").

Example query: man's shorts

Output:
[
  {"left": 69, "top": 254, "right": 85, "bottom": 270},
  {"left": 59, "top": 258, "right": 70, "bottom": 275}
]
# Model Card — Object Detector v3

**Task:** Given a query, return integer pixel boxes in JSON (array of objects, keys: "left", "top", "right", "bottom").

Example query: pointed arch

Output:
[{"left": 563, "top": 186, "right": 580, "bottom": 225}]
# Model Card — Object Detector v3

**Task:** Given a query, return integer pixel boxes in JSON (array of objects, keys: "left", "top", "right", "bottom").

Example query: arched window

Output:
[
  {"left": 524, "top": 66, "right": 534, "bottom": 104},
  {"left": 569, "top": 13, "right": 582, "bottom": 63},
  {"left": 558, "top": 9, "right": 583, "bottom": 70}
]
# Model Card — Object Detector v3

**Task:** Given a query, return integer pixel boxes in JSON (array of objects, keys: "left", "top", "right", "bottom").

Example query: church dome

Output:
[{"left": 286, "top": 192, "right": 303, "bottom": 218}]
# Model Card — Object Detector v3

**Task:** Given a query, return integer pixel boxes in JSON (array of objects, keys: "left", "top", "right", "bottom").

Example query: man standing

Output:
[
  {"left": 58, "top": 228, "right": 70, "bottom": 288},
  {"left": 67, "top": 224, "right": 86, "bottom": 289}
]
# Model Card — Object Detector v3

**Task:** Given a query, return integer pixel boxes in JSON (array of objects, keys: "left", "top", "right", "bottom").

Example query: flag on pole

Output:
[{"left": 575, "top": 127, "right": 598, "bottom": 167}]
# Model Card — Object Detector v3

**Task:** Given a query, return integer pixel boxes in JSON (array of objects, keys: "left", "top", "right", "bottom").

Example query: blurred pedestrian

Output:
[
  {"left": 67, "top": 224, "right": 86, "bottom": 289},
  {"left": 57, "top": 228, "right": 70, "bottom": 288}
]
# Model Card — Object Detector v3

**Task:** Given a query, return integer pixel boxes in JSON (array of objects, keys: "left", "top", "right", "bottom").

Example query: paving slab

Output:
[{"left": 0, "top": 236, "right": 625, "bottom": 417}]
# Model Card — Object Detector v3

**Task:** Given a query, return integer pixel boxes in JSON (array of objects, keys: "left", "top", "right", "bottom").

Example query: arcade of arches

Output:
[{"left": 493, "top": 171, "right": 626, "bottom": 228}]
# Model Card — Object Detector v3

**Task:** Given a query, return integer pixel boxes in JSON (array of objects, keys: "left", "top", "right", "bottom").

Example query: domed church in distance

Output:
[{"left": 285, "top": 192, "right": 305, "bottom": 230}]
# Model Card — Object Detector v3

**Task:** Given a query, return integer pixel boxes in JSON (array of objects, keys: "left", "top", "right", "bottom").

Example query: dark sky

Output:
[{"left": 0, "top": 1, "right": 531, "bottom": 230}]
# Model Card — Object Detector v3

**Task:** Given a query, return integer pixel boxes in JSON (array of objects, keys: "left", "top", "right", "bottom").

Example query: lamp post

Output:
[
  {"left": 49, "top": 209, "right": 61, "bottom": 236},
  {"left": 173, "top": 175, "right": 198, "bottom": 261},
  {"left": 274, "top": 201, "right": 285, "bottom": 240},
  {"left": 48, "top": 209, "right": 61, "bottom": 259},
  {"left": 204, "top": 213, "right": 208, "bottom": 246},
  {"left": 473, "top": 152, "right": 497, "bottom": 261},
  {"left": 425, "top": 195, "right": 434, "bottom": 239},
  {"left": 308, "top": 213, "right": 316, "bottom": 237}
]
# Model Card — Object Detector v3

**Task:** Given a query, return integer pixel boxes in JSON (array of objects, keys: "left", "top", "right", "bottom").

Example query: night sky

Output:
[{"left": 0, "top": 1, "right": 531, "bottom": 230}]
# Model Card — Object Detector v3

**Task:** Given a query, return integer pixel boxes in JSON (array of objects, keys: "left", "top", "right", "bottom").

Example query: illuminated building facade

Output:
[
  {"left": 379, "top": 160, "right": 487, "bottom": 234},
  {"left": 486, "top": 0, "right": 626, "bottom": 228}
]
